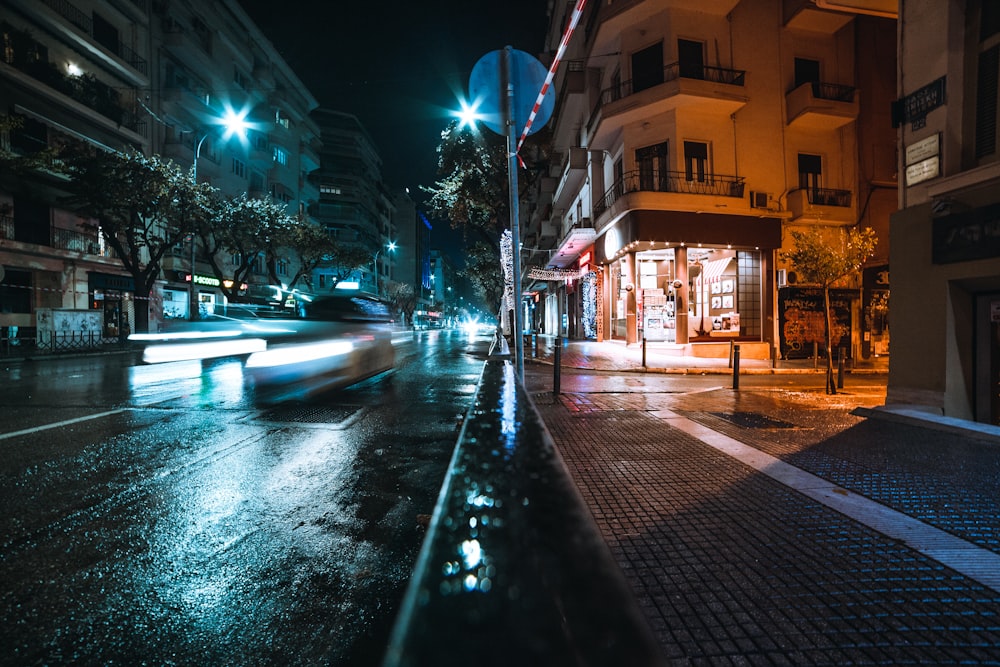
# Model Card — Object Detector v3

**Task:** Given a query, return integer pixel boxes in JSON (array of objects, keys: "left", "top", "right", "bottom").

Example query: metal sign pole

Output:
[{"left": 503, "top": 46, "right": 524, "bottom": 378}]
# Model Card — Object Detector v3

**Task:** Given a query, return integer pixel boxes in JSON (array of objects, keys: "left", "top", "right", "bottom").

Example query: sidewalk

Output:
[{"left": 521, "top": 337, "right": 1000, "bottom": 664}]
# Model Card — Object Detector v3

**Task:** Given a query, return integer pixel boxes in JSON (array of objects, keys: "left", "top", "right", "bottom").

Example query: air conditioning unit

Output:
[
  {"left": 750, "top": 191, "right": 771, "bottom": 209},
  {"left": 776, "top": 269, "right": 787, "bottom": 287}
]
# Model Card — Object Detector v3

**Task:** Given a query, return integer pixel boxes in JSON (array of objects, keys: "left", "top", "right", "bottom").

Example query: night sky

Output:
[{"left": 239, "top": 1, "right": 551, "bottom": 195}]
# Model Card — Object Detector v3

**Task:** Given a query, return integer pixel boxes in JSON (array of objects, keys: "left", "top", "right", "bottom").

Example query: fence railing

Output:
[
  {"left": 595, "top": 169, "right": 746, "bottom": 217},
  {"left": 0, "top": 330, "right": 131, "bottom": 358},
  {"left": 383, "top": 334, "right": 665, "bottom": 666}
]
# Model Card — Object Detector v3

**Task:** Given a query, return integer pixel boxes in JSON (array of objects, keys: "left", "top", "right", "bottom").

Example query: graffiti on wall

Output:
[{"left": 779, "top": 288, "right": 853, "bottom": 359}]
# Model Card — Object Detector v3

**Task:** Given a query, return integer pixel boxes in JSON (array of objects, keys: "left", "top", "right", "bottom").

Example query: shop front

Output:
[
  {"left": 592, "top": 210, "right": 782, "bottom": 353},
  {"left": 88, "top": 272, "right": 135, "bottom": 340}
]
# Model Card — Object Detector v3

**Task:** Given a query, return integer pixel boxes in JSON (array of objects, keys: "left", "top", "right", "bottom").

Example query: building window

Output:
[
  {"left": 319, "top": 274, "right": 327, "bottom": 288},
  {"left": 234, "top": 66, "right": 247, "bottom": 89},
  {"left": 684, "top": 141, "right": 709, "bottom": 182},
  {"left": 273, "top": 146, "right": 288, "bottom": 166},
  {"left": 276, "top": 258, "right": 288, "bottom": 276},
  {"left": 275, "top": 110, "right": 290, "bottom": 129},
  {"left": 798, "top": 153, "right": 823, "bottom": 192},
  {"left": 320, "top": 184, "right": 341, "bottom": 196},
  {"left": 231, "top": 158, "right": 246, "bottom": 179}
]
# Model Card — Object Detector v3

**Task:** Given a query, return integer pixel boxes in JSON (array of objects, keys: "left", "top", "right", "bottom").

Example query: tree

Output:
[
  {"left": 196, "top": 193, "right": 293, "bottom": 303},
  {"left": 462, "top": 242, "right": 505, "bottom": 315},
  {"left": 783, "top": 226, "right": 878, "bottom": 394},
  {"left": 422, "top": 120, "right": 549, "bottom": 314},
  {"left": 60, "top": 146, "right": 204, "bottom": 333},
  {"left": 386, "top": 282, "right": 416, "bottom": 324}
]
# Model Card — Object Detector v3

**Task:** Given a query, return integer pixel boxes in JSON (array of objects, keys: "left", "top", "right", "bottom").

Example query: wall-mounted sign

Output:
[
  {"left": 892, "top": 76, "right": 946, "bottom": 127},
  {"left": 905, "top": 133, "right": 939, "bottom": 166},
  {"left": 905, "top": 155, "right": 939, "bottom": 186},
  {"left": 603, "top": 226, "right": 621, "bottom": 259}
]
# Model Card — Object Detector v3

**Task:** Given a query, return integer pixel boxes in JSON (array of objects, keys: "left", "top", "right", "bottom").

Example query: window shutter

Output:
[{"left": 975, "top": 45, "right": 999, "bottom": 159}]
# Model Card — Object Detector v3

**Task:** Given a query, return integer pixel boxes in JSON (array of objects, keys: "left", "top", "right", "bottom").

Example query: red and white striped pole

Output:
[{"left": 516, "top": 0, "right": 588, "bottom": 156}]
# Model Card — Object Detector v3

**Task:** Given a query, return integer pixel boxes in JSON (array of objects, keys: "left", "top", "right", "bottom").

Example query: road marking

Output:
[
  {"left": 0, "top": 409, "right": 128, "bottom": 441},
  {"left": 659, "top": 411, "right": 1000, "bottom": 594}
]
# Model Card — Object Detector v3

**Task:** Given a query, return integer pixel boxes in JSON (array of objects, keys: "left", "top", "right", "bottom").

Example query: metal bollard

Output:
[
  {"left": 553, "top": 341, "right": 561, "bottom": 395},
  {"left": 642, "top": 337, "right": 647, "bottom": 368},
  {"left": 837, "top": 346, "right": 845, "bottom": 389},
  {"left": 732, "top": 344, "right": 741, "bottom": 390}
]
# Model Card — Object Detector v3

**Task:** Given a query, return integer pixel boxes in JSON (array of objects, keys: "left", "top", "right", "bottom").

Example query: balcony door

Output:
[
  {"left": 632, "top": 42, "right": 664, "bottom": 94},
  {"left": 636, "top": 142, "right": 668, "bottom": 191},
  {"left": 684, "top": 141, "right": 709, "bottom": 183},
  {"left": 798, "top": 153, "right": 823, "bottom": 197},
  {"left": 794, "top": 58, "right": 820, "bottom": 89},
  {"left": 678, "top": 39, "right": 705, "bottom": 80}
]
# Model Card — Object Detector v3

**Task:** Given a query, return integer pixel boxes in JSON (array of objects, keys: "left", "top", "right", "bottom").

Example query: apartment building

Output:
[
  {"left": 149, "top": 0, "right": 320, "bottom": 320},
  {"left": 0, "top": 0, "right": 320, "bottom": 340},
  {"left": 889, "top": 0, "right": 1000, "bottom": 424},
  {"left": 531, "top": 0, "right": 895, "bottom": 362},
  {"left": 1, "top": 0, "right": 152, "bottom": 341}
]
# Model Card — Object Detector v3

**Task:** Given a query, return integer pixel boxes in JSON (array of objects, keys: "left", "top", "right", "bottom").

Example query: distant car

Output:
[{"left": 243, "top": 293, "right": 396, "bottom": 401}]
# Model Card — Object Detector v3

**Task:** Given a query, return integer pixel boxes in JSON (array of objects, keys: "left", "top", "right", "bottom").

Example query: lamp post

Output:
[
  {"left": 373, "top": 241, "right": 397, "bottom": 298},
  {"left": 188, "top": 108, "right": 249, "bottom": 320}
]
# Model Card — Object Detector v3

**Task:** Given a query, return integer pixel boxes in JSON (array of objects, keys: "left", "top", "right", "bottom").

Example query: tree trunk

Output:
[{"left": 823, "top": 286, "right": 836, "bottom": 394}]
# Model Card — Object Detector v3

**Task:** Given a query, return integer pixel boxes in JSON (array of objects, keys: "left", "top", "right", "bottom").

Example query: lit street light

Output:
[
  {"left": 188, "top": 107, "right": 250, "bottom": 320},
  {"left": 373, "top": 241, "right": 397, "bottom": 298}
]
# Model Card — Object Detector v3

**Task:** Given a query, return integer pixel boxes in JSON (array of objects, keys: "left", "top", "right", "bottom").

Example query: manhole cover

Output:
[
  {"left": 256, "top": 405, "right": 361, "bottom": 425},
  {"left": 709, "top": 411, "right": 798, "bottom": 429}
]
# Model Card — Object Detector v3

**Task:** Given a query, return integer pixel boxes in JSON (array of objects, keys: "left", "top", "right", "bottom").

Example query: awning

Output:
[{"left": 698, "top": 258, "right": 732, "bottom": 283}]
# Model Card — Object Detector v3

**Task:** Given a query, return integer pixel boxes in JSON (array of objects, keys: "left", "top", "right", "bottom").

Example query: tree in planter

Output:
[
  {"left": 60, "top": 146, "right": 207, "bottom": 333},
  {"left": 783, "top": 226, "right": 878, "bottom": 394}
]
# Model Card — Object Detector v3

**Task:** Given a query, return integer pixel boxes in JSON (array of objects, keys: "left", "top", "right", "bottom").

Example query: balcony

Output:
[
  {"left": 588, "top": 62, "right": 747, "bottom": 147},
  {"left": 787, "top": 187, "right": 853, "bottom": 223},
  {"left": 786, "top": 82, "right": 858, "bottom": 130},
  {"left": 32, "top": 0, "right": 148, "bottom": 78},
  {"left": 594, "top": 169, "right": 746, "bottom": 219}
]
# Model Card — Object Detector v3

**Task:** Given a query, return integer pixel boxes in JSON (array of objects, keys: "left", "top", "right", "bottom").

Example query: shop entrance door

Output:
[{"left": 976, "top": 293, "right": 1000, "bottom": 425}]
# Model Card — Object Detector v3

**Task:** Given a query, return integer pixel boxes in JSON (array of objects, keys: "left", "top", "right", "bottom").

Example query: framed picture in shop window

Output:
[
  {"left": 722, "top": 295, "right": 734, "bottom": 309},
  {"left": 721, "top": 279, "right": 734, "bottom": 294},
  {"left": 711, "top": 281, "right": 721, "bottom": 294},
  {"left": 711, "top": 296, "right": 722, "bottom": 309}
]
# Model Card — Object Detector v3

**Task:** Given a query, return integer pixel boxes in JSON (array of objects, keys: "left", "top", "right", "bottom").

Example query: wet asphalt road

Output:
[{"left": 0, "top": 329, "right": 490, "bottom": 666}]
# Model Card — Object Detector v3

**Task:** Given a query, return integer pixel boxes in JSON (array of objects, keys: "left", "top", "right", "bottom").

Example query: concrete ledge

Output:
[
  {"left": 383, "top": 336, "right": 665, "bottom": 666},
  {"left": 853, "top": 405, "right": 1000, "bottom": 446}
]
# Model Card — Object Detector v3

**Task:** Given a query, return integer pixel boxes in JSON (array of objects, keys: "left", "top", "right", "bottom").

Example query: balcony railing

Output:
[
  {"left": 807, "top": 82, "right": 856, "bottom": 102},
  {"left": 799, "top": 187, "right": 852, "bottom": 207},
  {"left": 39, "top": 0, "right": 148, "bottom": 75},
  {"left": 595, "top": 169, "right": 746, "bottom": 218},
  {"left": 593, "top": 61, "right": 746, "bottom": 120}
]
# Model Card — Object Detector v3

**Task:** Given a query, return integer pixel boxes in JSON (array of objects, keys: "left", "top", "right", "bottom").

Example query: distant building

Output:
[
  {"left": 0, "top": 0, "right": 320, "bottom": 337},
  {"left": 889, "top": 0, "right": 1000, "bottom": 424},
  {"left": 530, "top": 0, "right": 896, "bottom": 362},
  {"left": 310, "top": 109, "right": 392, "bottom": 295}
]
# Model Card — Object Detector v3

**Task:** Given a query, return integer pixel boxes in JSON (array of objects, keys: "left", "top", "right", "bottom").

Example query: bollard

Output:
[
  {"left": 553, "top": 341, "right": 561, "bottom": 395},
  {"left": 732, "top": 344, "right": 741, "bottom": 390},
  {"left": 837, "top": 346, "right": 845, "bottom": 389},
  {"left": 728, "top": 340, "right": 734, "bottom": 369},
  {"left": 813, "top": 341, "right": 819, "bottom": 369},
  {"left": 642, "top": 337, "right": 647, "bottom": 368}
]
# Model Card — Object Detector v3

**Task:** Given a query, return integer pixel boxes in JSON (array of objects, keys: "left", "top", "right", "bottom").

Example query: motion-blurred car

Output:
[{"left": 242, "top": 293, "right": 396, "bottom": 401}]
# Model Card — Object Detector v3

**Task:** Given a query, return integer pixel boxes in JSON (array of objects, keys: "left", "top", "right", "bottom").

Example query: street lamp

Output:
[
  {"left": 188, "top": 108, "right": 250, "bottom": 319},
  {"left": 372, "top": 241, "right": 397, "bottom": 298}
]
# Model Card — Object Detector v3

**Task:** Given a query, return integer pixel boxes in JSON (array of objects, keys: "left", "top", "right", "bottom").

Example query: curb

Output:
[{"left": 853, "top": 405, "right": 1000, "bottom": 445}]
